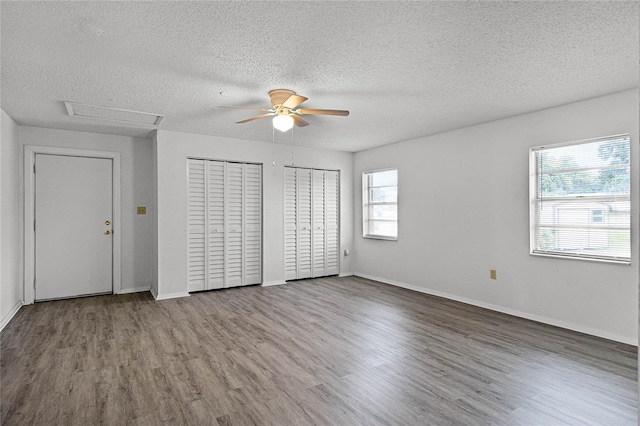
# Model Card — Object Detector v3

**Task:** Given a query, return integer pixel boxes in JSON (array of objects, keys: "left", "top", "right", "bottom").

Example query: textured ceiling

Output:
[{"left": 1, "top": 1, "right": 638, "bottom": 152}]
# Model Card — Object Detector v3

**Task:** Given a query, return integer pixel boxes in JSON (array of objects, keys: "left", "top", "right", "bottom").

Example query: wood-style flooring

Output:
[{"left": 1, "top": 276, "right": 637, "bottom": 425}]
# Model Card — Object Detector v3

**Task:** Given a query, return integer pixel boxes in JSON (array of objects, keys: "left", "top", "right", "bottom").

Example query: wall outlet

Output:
[{"left": 490, "top": 269, "right": 497, "bottom": 280}]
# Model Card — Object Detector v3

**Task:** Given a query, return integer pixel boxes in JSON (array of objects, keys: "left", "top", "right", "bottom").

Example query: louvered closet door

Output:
[
  {"left": 312, "top": 170, "right": 327, "bottom": 277},
  {"left": 297, "top": 168, "right": 312, "bottom": 279},
  {"left": 325, "top": 170, "right": 340, "bottom": 275},
  {"left": 243, "top": 164, "right": 262, "bottom": 285},
  {"left": 285, "top": 167, "right": 339, "bottom": 281},
  {"left": 207, "top": 161, "right": 225, "bottom": 289},
  {"left": 226, "top": 162, "right": 244, "bottom": 288},
  {"left": 284, "top": 168, "right": 298, "bottom": 281},
  {"left": 187, "top": 159, "right": 207, "bottom": 292},
  {"left": 188, "top": 159, "right": 262, "bottom": 292}
]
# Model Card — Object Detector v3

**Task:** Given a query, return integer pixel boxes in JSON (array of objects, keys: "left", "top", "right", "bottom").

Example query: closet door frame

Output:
[
  {"left": 284, "top": 166, "right": 340, "bottom": 281},
  {"left": 186, "top": 157, "right": 263, "bottom": 291}
]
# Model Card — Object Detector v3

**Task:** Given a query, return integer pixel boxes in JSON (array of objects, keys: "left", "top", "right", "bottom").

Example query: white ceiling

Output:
[{"left": 1, "top": 2, "right": 638, "bottom": 152}]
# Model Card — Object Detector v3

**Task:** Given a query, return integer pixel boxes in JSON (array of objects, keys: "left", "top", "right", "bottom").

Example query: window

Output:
[
  {"left": 591, "top": 209, "right": 604, "bottom": 223},
  {"left": 530, "top": 134, "right": 630, "bottom": 263},
  {"left": 363, "top": 168, "right": 398, "bottom": 240}
]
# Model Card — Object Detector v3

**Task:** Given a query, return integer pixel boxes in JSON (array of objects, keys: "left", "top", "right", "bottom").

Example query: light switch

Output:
[{"left": 137, "top": 206, "right": 146, "bottom": 215}]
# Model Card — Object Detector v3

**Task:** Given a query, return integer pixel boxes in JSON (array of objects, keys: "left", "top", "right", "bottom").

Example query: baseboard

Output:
[
  {"left": 338, "top": 272, "right": 354, "bottom": 278},
  {"left": 118, "top": 286, "right": 150, "bottom": 294},
  {"left": 354, "top": 273, "right": 638, "bottom": 346},
  {"left": 153, "top": 291, "right": 190, "bottom": 301},
  {"left": 150, "top": 286, "right": 158, "bottom": 300},
  {"left": 0, "top": 301, "right": 23, "bottom": 332},
  {"left": 262, "top": 280, "right": 287, "bottom": 287}
]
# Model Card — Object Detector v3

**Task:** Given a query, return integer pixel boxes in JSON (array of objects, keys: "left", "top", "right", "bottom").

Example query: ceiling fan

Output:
[{"left": 219, "top": 89, "right": 349, "bottom": 131}]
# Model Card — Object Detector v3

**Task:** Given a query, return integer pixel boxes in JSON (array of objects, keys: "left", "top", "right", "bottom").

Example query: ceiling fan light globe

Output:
[{"left": 273, "top": 115, "right": 294, "bottom": 132}]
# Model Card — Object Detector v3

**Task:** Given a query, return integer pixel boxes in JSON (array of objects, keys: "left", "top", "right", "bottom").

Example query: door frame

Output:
[{"left": 24, "top": 145, "right": 122, "bottom": 304}]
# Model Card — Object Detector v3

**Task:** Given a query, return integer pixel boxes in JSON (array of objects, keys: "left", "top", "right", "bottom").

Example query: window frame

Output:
[
  {"left": 529, "top": 134, "right": 631, "bottom": 264},
  {"left": 362, "top": 168, "right": 398, "bottom": 240}
]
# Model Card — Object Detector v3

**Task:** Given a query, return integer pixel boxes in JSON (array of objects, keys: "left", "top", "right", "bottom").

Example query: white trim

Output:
[
  {"left": 150, "top": 286, "right": 158, "bottom": 300},
  {"left": 23, "top": 145, "right": 122, "bottom": 304},
  {"left": 530, "top": 251, "right": 631, "bottom": 265},
  {"left": 0, "top": 301, "right": 22, "bottom": 332},
  {"left": 363, "top": 234, "right": 398, "bottom": 241},
  {"left": 64, "top": 101, "right": 165, "bottom": 127},
  {"left": 118, "top": 287, "right": 151, "bottom": 294},
  {"left": 262, "top": 280, "right": 287, "bottom": 287},
  {"left": 338, "top": 272, "right": 354, "bottom": 278},
  {"left": 153, "top": 291, "right": 190, "bottom": 301},
  {"left": 354, "top": 272, "right": 638, "bottom": 346}
]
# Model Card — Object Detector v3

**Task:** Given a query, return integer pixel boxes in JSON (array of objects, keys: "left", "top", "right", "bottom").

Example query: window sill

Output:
[
  {"left": 530, "top": 251, "right": 630, "bottom": 265},
  {"left": 363, "top": 234, "right": 397, "bottom": 241}
]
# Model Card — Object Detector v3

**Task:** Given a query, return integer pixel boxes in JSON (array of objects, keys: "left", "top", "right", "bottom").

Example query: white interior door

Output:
[
  {"left": 284, "top": 167, "right": 298, "bottom": 281},
  {"left": 207, "top": 160, "right": 226, "bottom": 289},
  {"left": 325, "top": 170, "right": 340, "bottom": 275},
  {"left": 225, "top": 162, "right": 244, "bottom": 287},
  {"left": 35, "top": 154, "right": 113, "bottom": 300},
  {"left": 188, "top": 159, "right": 262, "bottom": 291},
  {"left": 297, "top": 168, "right": 312, "bottom": 279},
  {"left": 312, "top": 169, "right": 327, "bottom": 277},
  {"left": 243, "top": 163, "right": 262, "bottom": 285},
  {"left": 187, "top": 159, "right": 207, "bottom": 292},
  {"left": 285, "top": 167, "right": 340, "bottom": 281}
]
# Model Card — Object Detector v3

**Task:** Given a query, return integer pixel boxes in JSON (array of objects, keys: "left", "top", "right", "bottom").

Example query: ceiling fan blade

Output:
[
  {"left": 282, "top": 94, "right": 308, "bottom": 109},
  {"left": 236, "top": 113, "right": 274, "bottom": 124},
  {"left": 296, "top": 108, "right": 349, "bottom": 116},
  {"left": 269, "top": 89, "right": 296, "bottom": 107},
  {"left": 219, "top": 105, "right": 272, "bottom": 111},
  {"left": 291, "top": 114, "right": 310, "bottom": 127}
]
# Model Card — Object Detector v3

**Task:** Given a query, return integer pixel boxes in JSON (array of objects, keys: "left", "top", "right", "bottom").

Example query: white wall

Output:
[
  {"left": 1, "top": 110, "right": 22, "bottom": 329},
  {"left": 353, "top": 89, "right": 639, "bottom": 344},
  {"left": 19, "top": 126, "right": 154, "bottom": 293},
  {"left": 154, "top": 130, "right": 354, "bottom": 298}
]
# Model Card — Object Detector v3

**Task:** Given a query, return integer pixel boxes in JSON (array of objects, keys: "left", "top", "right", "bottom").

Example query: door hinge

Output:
[
  {"left": 34, "top": 221, "right": 36, "bottom": 231},
  {"left": 33, "top": 278, "right": 36, "bottom": 289},
  {"left": 33, "top": 164, "right": 36, "bottom": 173}
]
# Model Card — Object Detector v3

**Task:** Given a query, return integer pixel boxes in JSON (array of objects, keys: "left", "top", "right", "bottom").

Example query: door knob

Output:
[{"left": 104, "top": 230, "right": 111, "bottom": 235}]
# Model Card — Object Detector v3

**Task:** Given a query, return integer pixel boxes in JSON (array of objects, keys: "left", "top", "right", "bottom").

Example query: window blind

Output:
[{"left": 530, "top": 135, "right": 630, "bottom": 262}]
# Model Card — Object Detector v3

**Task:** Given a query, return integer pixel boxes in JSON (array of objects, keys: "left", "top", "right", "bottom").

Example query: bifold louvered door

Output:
[
  {"left": 324, "top": 170, "right": 340, "bottom": 275},
  {"left": 284, "top": 167, "right": 339, "bottom": 281},
  {"left": 188, "top": 159, "right": 262, "bottom": 292},
  {"left": 284, "top": 168, "right": 298, "bottom": 281}
]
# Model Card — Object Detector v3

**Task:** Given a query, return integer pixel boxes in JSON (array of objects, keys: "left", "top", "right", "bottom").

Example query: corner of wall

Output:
[{"left": 0, "top": 110, "right": 23, "bottom": 329}]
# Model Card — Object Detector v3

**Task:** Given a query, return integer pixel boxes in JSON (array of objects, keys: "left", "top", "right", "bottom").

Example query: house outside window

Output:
[
  {"left": 529, "top": 134, "right": 631, "bottom": 263},
  {"left": 363, "top": 168, "right": 398, "bottom": 240}
]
